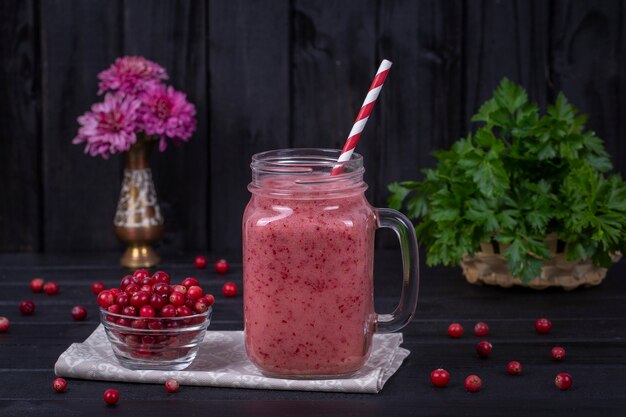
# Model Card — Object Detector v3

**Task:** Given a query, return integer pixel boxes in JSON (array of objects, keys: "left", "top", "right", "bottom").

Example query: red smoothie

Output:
[{"left": 243, "top": 177, "right": 376, "bottom": 377}]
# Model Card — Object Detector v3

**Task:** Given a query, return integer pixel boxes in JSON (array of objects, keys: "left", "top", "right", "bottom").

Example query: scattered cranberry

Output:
[
  {"left": 43, "top": 281, "right": 59, "bottom": 295},
  {"left": 474, "top": 322, "right": 489, "bottom": 337},
  {"left": 194, "top": 256, "right": 207, "bottom": 269},
  {"left": 71, "top": 305, "right": 88, "bottom": 321},
  {"left": 222, "top": 282, "right": 238, "bottom": 297},
  {"left": 476, "top": 340, "right": 493, "bottom": 358},
  {"left": 215, "top": 259, "right": 229, "bottom": 274},
  {"left": 165, "top": 378, "right": 180, "bottom": 393},
  {"left": 19, "top": 300, "right": 35, "bottom": 315},
  {"left": 0, "top": 316, "right": 10, "bottom": 332},
  {"left": 535, "top": 317, "right": 552, "bottom": 334},
  {"left": 139, "top": 305, "right": 156, "bottom": 318},
  {"left": 91, "top": 281, "right": 106, "bottom": 294},
  {"left": 97, "top": 290, "right": 115, "bottom": 308},
  {"left": 151, "top": 271, "right": 170, "bottom": 284},
  {"left": 187, "top": 286, "right": 203, "bottom": 300},
  {"left": 555, "top": 372, "right": 572, "bottom": 390},
  {"left": 430, "top": 368, "right": 450, "bottom": 387},
  {"left": 551, "top": 346, "right": 566, "bottom": 361},
  {"left": 52, "top": 378, "right": 68, "bottom": 393},
  {"left": 465, "top": 375, "right": 482, "bottom": 392},
  {"left": 103, "top": 388, "right": 120, "bottom": 405},
  {"left": 30, "top": 278, "right": 45, "bottom": 293},
  {"left": 447, "top": 323, "right": 463, "bottom": 338},
  {"left": 506, "top": 361, "right": 522, "bottom": 375}
]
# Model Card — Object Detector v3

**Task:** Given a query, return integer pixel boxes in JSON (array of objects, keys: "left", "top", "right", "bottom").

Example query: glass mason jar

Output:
[{"left": 242, "top": 149, "right": 419, "bottom": 378}]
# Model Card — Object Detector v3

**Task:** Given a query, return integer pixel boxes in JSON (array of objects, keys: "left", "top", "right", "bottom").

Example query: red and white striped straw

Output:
[{"left": 330, "top": 59, "right": 392, "bottom": 176}]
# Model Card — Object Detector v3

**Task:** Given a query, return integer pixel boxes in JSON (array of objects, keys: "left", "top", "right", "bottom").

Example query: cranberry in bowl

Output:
[{"left": 99, "top": 307, "right": 212, "bottom": 371}]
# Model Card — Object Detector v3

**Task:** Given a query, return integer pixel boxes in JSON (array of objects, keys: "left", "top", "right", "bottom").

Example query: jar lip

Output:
[{"left": 251, "top": 148, "right": 363, "bottom": 173}]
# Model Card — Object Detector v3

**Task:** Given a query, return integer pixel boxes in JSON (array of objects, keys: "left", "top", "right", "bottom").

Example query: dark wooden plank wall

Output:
[{"left": 1, "top": 0, "right": 625, "bottom": 253}]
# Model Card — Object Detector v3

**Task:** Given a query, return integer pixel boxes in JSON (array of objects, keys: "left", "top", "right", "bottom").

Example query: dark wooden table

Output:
[{"left": 1, "top": 250, "right": 625, "bottom": 416}]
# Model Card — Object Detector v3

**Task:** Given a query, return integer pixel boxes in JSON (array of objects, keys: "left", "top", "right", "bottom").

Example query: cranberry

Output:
[
  {"left": 169, "top": 291, "right": 185, "bottom": 307},
  {"left": 184, "top": 297, "right": 196, "bottom": 309},
  {"left": 176, "top": 306, "right": 193, "bottom": 317},
  {"left": 109, "top": 288, "right": 120, "bottom": 297},
  {"left": 150, "top": 293, "right": 167, "bottom": 310},
  {"left": 194, "top": 256, "right": 207, "bottom": 269},
  {"left": 43, "top": 281, "right": 59, "bottom": 295},
  {"left": 181, "top": 278, "right": 199, "bottom": 289},
  {"left": 555, "top": 372, "right": 572, "bottom": 390},
  {"left": 19, "top": 300, "right": 35, "bottom": 315},
  {"left": 116, "top": 293, "right": 129, "bottom": 307},
  {"left": 474, "top": 322, "right": 489, "bottom": 337},
  {"left": 120, "top": 275, "right": 135, "bottom": 290},
  {"left": 222, "top": 282, "right": 238, "bottom": 297},
  {"left": 117, "top": 317, "right": 132, "bottom": 327},
  {"left": 506, "top": 360, "right": 522, "bottom": 375},
  {"left": 52, "top": 378, "right": 68, "bottom": 393},
  {"left": 133, "top": 269, "right": 150, "bottom": 280},
  {"left": 122, "top": 306, "right": 137, "bottom": 316},
  {"left": 108, "top": 304, "right": 122, "bottom": 314},
  {"left": 139, "top": 305, "right": 156, "bottom": 318},
  {"left": 476, "top": 340, "right": 493, "bottom": 358},
  {"left": 148, "top": 320, "right": 164, "bottom": 330},
  {"left": 124, "top": 283, "right": 141, "bottom": 296},
  {"left": 131, "top": 318, "right": 148, "bottom": 329},
  {"left": 430, "top": 368, "right": 450, "bottom": 387},
  {"left": 71, "top": 305, "right": 88, "bottom": 321},
  {"left": 171, "top": 285, "right": 187, "bottom": 295},
  {"left": 535, "top": 317, "right": 552, "bottom": 334},
  {"left": 152, "top": 271, "right": 170, "bottom": 284},
  {"left": 140, "top": 284, "right": 153, "bottom": 293},
  {"left": 165, "top": 378, "right": 180, "bottom": 393},
  {"left": 91, "top": 281, "right": 106, "bottom": 294},
  {"left": 187, "top": 286, "right": 203, "bottom": 300},
  {"left": 551, "top": 346, "right": 566, "bottom": 361},
  {"left": 203, "top": 294, "right": 215, "bottom": 306},
  {"left": 160, "top": 304, "right": 177, "bottom": 318},
  {"left": 103, "top": 388, "right": 119, "bottom": 405},
  {"left": 215, "top": 259, "right": 229, "bottom": 274},
  {"left": 465, "top": 375, "right": 482, "bottom": 392},
  {"left": 0, "top": 316, "right": 10, "bottom": 332},
  {"left": 447, "top": 323, "right": 463, "bottom": 338},
  {"left": 97, "top": 290, "right": 115, "bottom": 308},
  {"left": 130, "top": 291, "right": 150, "bottom": 308},
  {"left": 153, "top": 282, "right": 170, "bottom": 296},
  {"left": 194, "top": 301, "right": 209, "bottom": 314},
  {"left": 30, "top": 278, "right": 45, "bottom": 293}
]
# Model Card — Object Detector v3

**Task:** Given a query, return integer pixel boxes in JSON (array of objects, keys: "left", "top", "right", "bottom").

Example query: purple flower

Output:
[
  {"left": 97, "top": 56, "right": 168, "bottom": 95},
  {"left": 139, "top": 83, "right": 197, "bottom": 151},
  {"left": 73, "top": 93, "right": 141, "bottom": 159}
]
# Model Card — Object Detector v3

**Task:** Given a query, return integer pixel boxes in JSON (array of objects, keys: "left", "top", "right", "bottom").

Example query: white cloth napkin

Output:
[{"left": 54, "top": 325, "right": 409, "bottom": 394}]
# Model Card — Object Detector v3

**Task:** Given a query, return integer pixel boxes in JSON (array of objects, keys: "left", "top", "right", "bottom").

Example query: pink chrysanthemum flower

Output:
[
  {"left": 97, "top": 56, "right": 168, "bottom": 95},
  {"left": 73, "top": 93, "right": 141, "bottom": 159},
  {"left": 139, "top": 83, "right": 197, "bottom": 151}
]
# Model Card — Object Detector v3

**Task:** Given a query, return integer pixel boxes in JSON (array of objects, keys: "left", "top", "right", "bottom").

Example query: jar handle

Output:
[{"left": 374, "top": 208, "right": 420, "bottom": 333}]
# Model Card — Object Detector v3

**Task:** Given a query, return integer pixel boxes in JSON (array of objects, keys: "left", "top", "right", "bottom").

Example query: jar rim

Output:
[{"left": 249, "top": 148, "right": 366, "bottom": 197}]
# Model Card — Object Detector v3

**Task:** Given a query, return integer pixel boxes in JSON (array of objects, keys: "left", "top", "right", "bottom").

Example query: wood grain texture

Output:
[
  {"left": 208, "top": 0, "right": 290, "bottom": 250},
  {"left": 291, "top": 0, "right": 378, "bottom": 199},
  {"left": 0, "top": 0, "right": 40, "bottom": 251},
  {"left": 124, "top": 0, "right": 209, "bottom": 252},
  {"left": 463, "top": 0, "right": 550, "bottom": 125},
  {"left": 40, "top": 0, "right": 124, "bottom": 252},
  {"left": 550, "top": 0, "right": 626, "bottom": 177},
  {"left": 0, "top": 252, "right": 624, "bottom": 416}
]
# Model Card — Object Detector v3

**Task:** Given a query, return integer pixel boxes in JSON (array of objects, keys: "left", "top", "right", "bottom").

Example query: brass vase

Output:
[{"left": 114, "top": 134, "right": 164, "bottom": 268}]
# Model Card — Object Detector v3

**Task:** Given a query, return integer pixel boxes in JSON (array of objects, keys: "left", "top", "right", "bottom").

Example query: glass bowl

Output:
[{"left": 99, "top": 307, "right": 212, "bottom": 371}]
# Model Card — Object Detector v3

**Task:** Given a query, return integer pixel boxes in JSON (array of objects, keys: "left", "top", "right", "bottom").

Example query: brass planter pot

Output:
[
  {"left": 114, "top": 135, "right": 164, "bottom": 268},
  {"left": 460, "top": 235, "right": 621, "bottom": 290}
]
